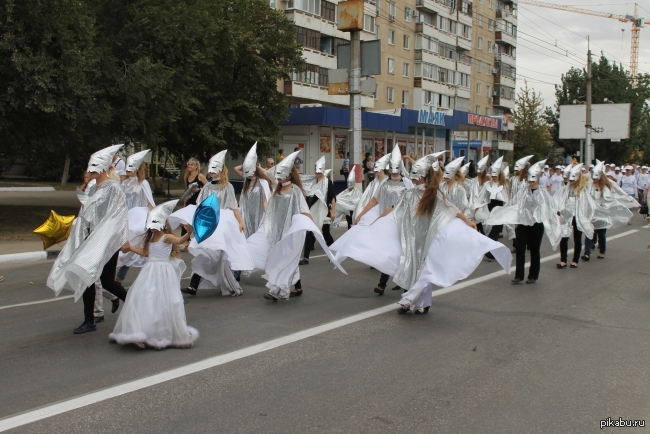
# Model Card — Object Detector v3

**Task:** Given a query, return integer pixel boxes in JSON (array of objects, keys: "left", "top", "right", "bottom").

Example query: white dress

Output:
[{"left": 109, "top": 237, "right": 198, "bottom": 349}]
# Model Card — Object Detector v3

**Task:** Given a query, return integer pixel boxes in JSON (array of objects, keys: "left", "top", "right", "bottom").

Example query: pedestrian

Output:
[
  {"left": 340, "top": 152, "right": 350, "bottom": 178},
  {"left": 299, "top": 156, "right": 336, "bottom": 265},
  {"left": 179, "top": 157, "right": 208, "bottom": 250},
  {"left": 110, "top": 201, "right": 199, "bottom": 349},
  {"left": 277, "top": 148, "right": 285, "bottom": 162},
  {"left": 112, "top": 152, "right": 127, "bottom": 182},
  {"left": 555, "top": 164, "right": 596, "bottom": 269},
  {"left": 116, "top": 150, "right": 156, "bottom": 284},
  {"left": 468, "top": 160, "right": 477, "bottom": 178},
  {"left": 245, "top": 151, "right": 345, "bottom": 301},
  {"left": 47, "top": 144, "right": 130, "bottom": 334},
  {"left": 293, "top": 147, "right": 303, "bottom": 172},
  {"left": 234, "top": 143, "right": 272, "bottom": 239},
  {"left": 363, "top": 154, "right": 374, "bottom": 188},
  {"left": 549, "top": 166, "right": 564, "bottom": 195},
  {"left": 181, "top": 150, "right": 252, "bottom": 297}
]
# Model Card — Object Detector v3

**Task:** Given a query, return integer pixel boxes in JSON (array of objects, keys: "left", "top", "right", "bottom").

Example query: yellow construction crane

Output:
[{"left": 519, "top": 0, "right": 650, "bottom": 77}]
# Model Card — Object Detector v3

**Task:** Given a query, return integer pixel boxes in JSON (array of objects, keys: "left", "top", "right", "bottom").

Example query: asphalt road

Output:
[{"left": 1, "top": 219, "right": 649, "bottom": 433}]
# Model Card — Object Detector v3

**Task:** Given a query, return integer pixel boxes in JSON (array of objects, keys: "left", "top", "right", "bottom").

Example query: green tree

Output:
[{"left": 513, "top": 81, "right": 553, "bottom": 162}]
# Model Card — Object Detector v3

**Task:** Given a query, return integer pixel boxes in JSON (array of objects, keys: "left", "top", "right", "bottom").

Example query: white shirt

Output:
[
  {"left": 615, "top": 173, "right": 623, "bottom": 183},
  {"left": 539, "top": 174, "right": 549, "bottom": 189},
  {"left": 549, "top": 174, "right": 564, "bottom": 195},
  {"left": 112, "top": 157, "right": 126, "bottom": 177},
  {"left": 619, "top": 175, "right": 637, "bottom": 195},
  {"left": 637, "top": 173, "right": 650, "bottom": 190}
]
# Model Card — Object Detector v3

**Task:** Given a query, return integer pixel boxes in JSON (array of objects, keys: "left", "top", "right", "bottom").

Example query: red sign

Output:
[{"left": 468, "top": 114, "right": 499, "bottom": 129}]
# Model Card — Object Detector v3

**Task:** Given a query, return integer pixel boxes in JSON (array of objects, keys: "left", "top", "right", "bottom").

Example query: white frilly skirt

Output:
[
  {"left": 109, "top": 258, "right": 198, "bottom": 349},
  {"left": 117, "top": 207, "right": 149, "bottom": 268}
]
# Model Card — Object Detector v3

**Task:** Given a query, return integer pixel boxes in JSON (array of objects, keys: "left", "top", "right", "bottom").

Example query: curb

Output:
[{"left": 0, "top": 251, "right": 60, "bottom": 266}]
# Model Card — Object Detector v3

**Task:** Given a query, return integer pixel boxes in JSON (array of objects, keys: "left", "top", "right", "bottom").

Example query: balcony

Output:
[
  {"left": 496, "top": 8, "right": 518, "bottom": 25},
  {"left": 494, "top": 74, "right": 516, "bottom": 88},
  {"left": 413, "top": 77, "right": 457, "bottom": 97},
  {"left": 456, "top": 87, "right": 471, "bottom": 99},
  {"left": 284, "top": 81, "right": 375, "bottom": 108},
  {"left": 495, "top": 51, "right": 516, "bottom": 67},
  {"left": 301, "top": 47, "right": 337, "bottom": 70},
  {"left": 415, "top": 50, "right": 457, "bottom": 72},
  {"left": 457, "top": 12, "right": 473, "bottom": 27},
  {"left": 457, "top": 36, "right": 472, "bottom": 51},
  {"left": 416, "top": 22, "right": 456, "bottom": 47},
  {"left": 493, "top": 95, "right": 516, "bottom": 111},
  {"left": 492, "top": 139, "right": 514, "bottom": 151},
  {"left": 456, "top": 60, "right": 471, "bottom": 74},
  {"left": 495, "top": 29, "right": 517, "bottom": 48},
  {"left": 415, "top": 0, "right": 456, "bottom": 20},
  {"left": 286, "top": 9, "right": 346, "bottom": 40}
]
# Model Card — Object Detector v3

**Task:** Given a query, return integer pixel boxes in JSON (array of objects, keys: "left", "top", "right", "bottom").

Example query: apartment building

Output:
[{"left": 255, "top": 0, "right": 507, "bottom": 181}]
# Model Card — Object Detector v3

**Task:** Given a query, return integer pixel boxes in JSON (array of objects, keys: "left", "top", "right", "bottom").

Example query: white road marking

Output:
[{"left": 0, "top": 229, "right": 638, "bottom": 431}]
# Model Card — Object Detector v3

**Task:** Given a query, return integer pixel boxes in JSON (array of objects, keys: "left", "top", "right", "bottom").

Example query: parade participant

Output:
[
  {"left": 299, "top": 156, "right": 336, "bottom": 265},
  {"left": 539, "top": 165, "right": 550, "bottom": 191},
  {"left": 510, "top": 155, "right": 534, "bottom": 201},
  {"left": 467, "top": 155, "right": 490, "bottom": 233},
  {"left": 116, "top": 150, "right": 155, "bottom": 284},
  {"left": 554, "top": 164, "right": 596, "bottom": 268},
  {"left": 47, "top": 144, "right": 129, "bottom": 334},
  {"left": 245, "top": 151, "right": 346, "bottom": 301},
  {"left": 352, "top": 154, "right": 390, "bottom": 225},
  {"left": 481, "top": 157, "right": 510, "bottom": 259},
  {"left": 583, "top": 161, "right": 633, "bottom": 260},
  {"left": 613, "top": 166, "right": 622, "bottom": 183},
  {"left": 487, "top": 160, "right": 562, "bottom": 284},
  {"left": 333, "top": 154, "right": 511, "bottom": 314},
  {"left": 354, "top": 144, "right": 414, "bottom": 295},
  {"left": 180, "top": 150, "right": 253, "bottom": 297},
  {"left": 549, "top": 166, "right": 564, "bottom": 195},
  {"left": 440, "top": 156, "right": 468, "bottom": 212},
  {"left": 110, "top": 200, "right": 199, "bottom": 349},
  {"left": 333, "top": 169, "right": 362, "bottom": 229},
  {"left": 233, "top": 143, "right": 272, "bottom": 239},
  {"left": 460, "top": 162, "right": 473, "bottom": 199}
]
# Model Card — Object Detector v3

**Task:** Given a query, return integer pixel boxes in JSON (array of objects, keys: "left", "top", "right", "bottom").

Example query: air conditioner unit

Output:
[
  {"left": 492, "top": 70, "right": 498, "bottom": 75},
  {"left": 389, "top": 14, "right": 396, "bottom": 21},
  {"left": 412, "top": 11, "right": 420, "bottom": 18}
]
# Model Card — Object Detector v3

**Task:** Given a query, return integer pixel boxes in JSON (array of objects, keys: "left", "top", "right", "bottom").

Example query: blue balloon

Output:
[{"left": 193, "top": 193, "right": 220, "bottom": 244}]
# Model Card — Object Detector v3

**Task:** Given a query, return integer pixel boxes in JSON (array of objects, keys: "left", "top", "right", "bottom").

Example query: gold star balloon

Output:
[{"left": 33, "top": 210, "right": 76, "bottom": 250}]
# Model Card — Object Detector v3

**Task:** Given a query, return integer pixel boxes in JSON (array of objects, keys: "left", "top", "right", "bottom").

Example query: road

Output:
[{"left": 0, "top": 220, "right": 649, "bottom": 433}]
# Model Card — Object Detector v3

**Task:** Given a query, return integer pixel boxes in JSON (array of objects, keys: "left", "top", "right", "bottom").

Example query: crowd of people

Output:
[{"left": 46, "top": 144, "right": 642, "bottom": 351}]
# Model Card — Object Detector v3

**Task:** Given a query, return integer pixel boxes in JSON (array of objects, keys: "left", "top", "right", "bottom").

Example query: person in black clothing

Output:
[
  {"left": 468, "top": 160, "right": 476, "bottom": 178},
  {"left": 300, "top": 171, "right": 336, "bottom": 265}
]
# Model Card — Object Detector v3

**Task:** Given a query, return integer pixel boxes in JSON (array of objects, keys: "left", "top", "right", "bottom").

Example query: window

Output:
[
  {"left": 404, "top": 7, "right": 412, "bottom": 22},
  {"left": 293, "top": 64, "right": 328, "bottom": 87},
  {"left": 388, "top": 58, "right": 395, "bottom": 74},
  {"left": 487, "top": 41, "right": 492, "bottom": 53},
  {"left": 363, "top": 14, "right": 375, "bottom": 32},
  {"left": 450, "top": 20, "right": 457, "bottom": 35},
  {"left": 416, "top": 35, "right": 438, "bottom": 52},
  {"left": 485, "top": 107, "right": 490, "bottom": 116},
  {"left": 486, "top": 64, "right": 492, "bottom": 75},
  {"left": 416, "top": 62, "right": 439, "bottom": 80},
  {"left": 476, "top": 105, "right": 481, "bottom": 114},
  {"left": 402, "top": 62, "right": 410, "bottom": 77},
  {"left": 461, "top": 1, "right": 471, "bottom": 15},
  {"left": 477, "top": 37, "right": 483, "bottom": 50},
  {"left": 403, "top": 35, "right": 410, "bottom": 49},
  {"left": 321, "top": 1, "right": 336, "bottom": 22},
  {"left": 269, "top": 0, "right": 276, "bottom": 8},
  {"left": 457, "top": 72, "right": 470, "bottom": 87},
  {"left": 486, "top": 85, "right": 491, "bottom": 97},
  {"left": 438, "top": 16, "right": 448, "bottom": 32},
  {"left": 488, "top": 19, "right": 494, "bottom": 31},
  {"left": 477, "top": 60, "right": 482, "bottom": 73},
  {"left": 478, "top": 15, "right": 483, "bottom": 27},
  {"left": 489, "top": 0, "right": 493, "bottom": 8},
  {"left": 295, "top": 27, "right": 321, "bottom": 50},
  {"left": 419, "top": 11, "right": 433, "bottom": 25},
  {"left": 476, "top": 82, "right": 481, "bottom": 94},
  {"left": 288, "top": 0, "right": 320, "bottom": 15},
  {"left": 373, "top": 85, "right": 379, "bottom": 100},
  {"left": 387, "top": 87, "right": 394, "bottom": 103},
  {"left": 460, "top": 24, "right": 471, "bottom": 40},
  {"left": 388, "top": 29, "right": 395, "bottom": 45},
  {"left": 389, "top": 2, "right": 396, "bottom": 18},
  {"left": 402, "top": 90, "right": 409, "bottom": 107}
]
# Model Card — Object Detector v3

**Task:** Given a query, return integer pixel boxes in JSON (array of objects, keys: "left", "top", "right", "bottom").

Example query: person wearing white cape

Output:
[
  {"left": 110, "top": 200, "right": 199, "bottom": 349},
  {"left": 175, "top": 150, "right": 253, "bottom": 297},
  {"left": 486, "top": 160, "right": 562, "bottom": 284},
  {"left": 47, "top": 144, "right": 130, "bottom": 334},
  {"left": 334, "top": 154, "right": 512, "bottom": 314},
  {"left": 440, "top": 156, "right": 469, "bottom": 212},
  {"left": 333, "top": 169, "right": 362, "bottom": 229},
  {"left": 116, "top": 149, "right": 155, "bottom": 283},
  {"left": 246, "top": 151, "right": 346, "bottom": 301},
  {"left": 467, "top": 155, "right": 491, "bottom": 234},
  {"left": 354, "top": 144, "right": 414, "bottom": 295}
]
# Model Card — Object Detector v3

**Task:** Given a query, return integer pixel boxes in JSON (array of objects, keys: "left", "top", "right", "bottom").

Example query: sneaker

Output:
[
  {"left": 299, "top": 259, "right": 309, "bottom": 265},
  {"left": 373, "top": 284, "right": 386, "bottom": 296},
  {"left": 414, "top": 306, "right": 430, "bottom": 315},
  {"left": 181, "top": 287, "right": 197, "bottom": 296},
  {"left": 526, "top": 279, "right": 537, "bottom": 284},
  {"left": 94, "top": 315, "right": 105, "bottom": 323},
  {"left": 263, "top": 293, "right": 278, "bottom": 301},
  {"left": 289, "top": 289, "right": 303, "bottom": 297},
  {"left": 511, "top": 278, "right": 524, "bottom": 285},
  {"left": 73, "top": 321, "right": 97, "bottom": 334},
  {"left": 391, "top": 285, "right": 402, "bottom": 291},
  {"left": 111, "top": 299, "right": 120, "bottom": 314}
]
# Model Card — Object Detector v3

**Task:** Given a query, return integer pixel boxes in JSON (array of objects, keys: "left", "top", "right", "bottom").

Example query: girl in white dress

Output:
[{"left": 110, "top": 200, "right": 199, "bottom": 349}]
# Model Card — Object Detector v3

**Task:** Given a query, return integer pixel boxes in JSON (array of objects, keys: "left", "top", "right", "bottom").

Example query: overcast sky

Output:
[{"left": 514, "top": 0, "right": 650, "bottom": 110}]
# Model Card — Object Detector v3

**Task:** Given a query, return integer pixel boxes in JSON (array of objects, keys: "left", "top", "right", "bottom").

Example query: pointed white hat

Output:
[
  {"left": 146, "top": 200, "right": 179, "bottom": 231},
  {"left": 460, "top": 162, "right": 471, "bottom": 177},
  {"left": 374, "top": 154, "right": 390, "bottom": 172},
  {"left": 527, "top": 159, "right": 547, "bottom": 182},
  {"left": 125, "top": 149, "right": 150, "bottom": 173},
  {"left": 242, "top": 142, "right": 258, "bottom": 178},
  {"left": 274, "top": 150, "right": 300, "bottom": 180},
  {"left": 410, "top": 154, "right": 436, "bottom": 180},
  {"left": 389, "top": 144, "right": 402, "bottom": 174},
  {"left": 476, "top": 155, "right": 490, "bottom": 173},
  {"left": 443, "top": 156, "right": 465, "bottom": 179},
  {"left": 569, "top": 163, "right": 583, "bottom": 181},
  {"left": 315, "top": 156, "right": 326, "bottom": 174},
  {"left": 514, "top": 155, "right": 534, "bottom": 171},
  {"left": 592, "top": 160, "right": 605, "bottom": 180},
  {"left": 207, "top": 150, "right": 228, "bottom": 174},
  {"left": 489, "top": 156, "right": 504, "bottom": 177},
  {"left": 87, "top": 144, "right": 123, "bottom": 174}
]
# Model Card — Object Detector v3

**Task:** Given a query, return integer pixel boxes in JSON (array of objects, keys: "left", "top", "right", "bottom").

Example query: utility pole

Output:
[
  {"left": 585, "top": 38, "right": 593, "bottom": 165},
  {"left": 349, "top": 29, "right": 362, "bottom": 188}
]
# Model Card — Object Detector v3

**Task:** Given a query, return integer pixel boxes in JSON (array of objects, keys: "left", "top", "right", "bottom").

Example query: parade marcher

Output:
[
  {"left": 333, "top": 154, "right": 511, "bottom": 314},
  {"left": 234, "top": 143, "right": 272, "bottom": 239},
  {"left": 47, "top": 144, "right": 130, "bottom": 334},
  {"left": 333, "top": 169, "right": 362, "bottom": 229},
  {"left": 178, "top": 150, "right": 253, "bottom": 297},
  {"left": 116, "top": 150, "right": 155, "bottom": 284},
  {"left": 554, "top": 164, "right": 596, "bottom": 268},
  {"left": 481, "top": 157, "right": 510, "bottom": 260},
  {"left": 487, "top": 160, "right": 562, "bottom": 284},
  {"left": 110, "top": 200, "right": 199, "bottom": 349},
  {"left": 354, "top": 145, "right": 414, "bottom": 295},
  {"left": 583, "top": 161, "right": 633, "bottom": 260},
  {"left": 460, "top": 162, "right": 473, "bottom": 199},
  {"left": 299, "top": 156, "right": 336, "bottom": 265},
  {"left": 467, "top": 155, "right": 490, "bottom": 233},
  {"left": 245, "top": 151, "right": 346, "bottom": 301},
  {"left": 440, "top": 156, "right": 468, "bottom": 212}
]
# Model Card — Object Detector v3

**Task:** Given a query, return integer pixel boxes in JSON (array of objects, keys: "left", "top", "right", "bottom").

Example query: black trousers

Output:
[
  {"left": 560, "top": 217, "right": 582, "bottom": 264},
  {"left": 487, "top": 200, "right": 504, "bottom": 242},
  {"left": 378, "top": 273, "right": 390, "bottom": 287},
  {"left": 303, "top": 224, "right": 334, "bottom": 259},
  {"left": 189, "top": 273, "right": 202, "bottom": 289},
  {"left": 345, "top": 211, "right": 353, "bottom": 230},
  {"left": 82, "top": 251, "right": 128, "bottom": 323},
  {"left": 515, "top": 223, "right": 544, "bottom": 280}
]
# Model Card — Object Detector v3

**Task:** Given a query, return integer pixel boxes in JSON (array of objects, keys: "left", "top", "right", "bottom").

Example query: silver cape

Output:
[
  {"left": 588, "top": 184, "right": 633, "bottom": 230},
  {"left": 553, "top": 184, "right": 596, "bottom": 239},
  {"left": 441, "top": 180, "right": 469, "bottom": 212},
  {"left": 263, "top": 185, "right": 310, "bottom": 247},
  {"left": 609, "top": 181, "right": 641, "bottom": 209},
  {"left": 47, "top": 180, "right": 129, "bottom": 299},
  {"left": 240, "top": 178, "right": 268, "bottom": 238},
  {"left": 353, "top": 177, "right": 386, "bottom": 221},
  {"left": 333, "top": 187, "right": 362, "bottom": 226},
  {"left": 374, "top": 179, "right": 409, "bottom": 214},
  {"left": 301, "top": 175, "right": 330, "bottom": 227},
  {"left": 197, "top": 182, "right": 238, "bottom": 210},
  {"left": 466, "top": 177, "right": 490, "bottom": 223},
  {"left": 121, "top": 177, "right": 154, "bottom": 209},
  {"left": 509, "top": 176, "right": 527, "bottom": 201},
  {"left": 486, "top": 185, "right": 563, "bottom": 249},
  {"left": 393, "top": 189, "right": 460, "bottom": 290}
]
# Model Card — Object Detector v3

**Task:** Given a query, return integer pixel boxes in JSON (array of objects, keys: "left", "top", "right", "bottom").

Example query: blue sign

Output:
[{"left": 418, "top": 106, "right": 446, "bottom": 126}]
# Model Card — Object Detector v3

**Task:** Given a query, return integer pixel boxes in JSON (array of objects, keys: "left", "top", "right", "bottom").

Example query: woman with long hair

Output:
[
  {"left": 554, "top": 164, "right": 596, "bottom": 268},
  {"left": 234, "top": 143, "right": 273, "bottom": 239},
  {"left": 333, "top": 154, "right": 511, "bottom": 315},
  {"left": 183, "top": 157, "right": 208, "bottom": 207},
  {"left": 482, "top": 157, "right": 509, "bottom": 253},
  {"left": 440, "top": 156, "right": 469, "bottom": 213},
  {"left": 468, "top": 155, "right": 491, "bottom": 234}
]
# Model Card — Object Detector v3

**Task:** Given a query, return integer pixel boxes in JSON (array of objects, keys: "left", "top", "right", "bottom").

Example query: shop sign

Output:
[
  {"left": 467, "top": 114, "right": 499, "bottom": 129},
  {"left": 418, "top": 106, "right": 446, "bottom": 126}
]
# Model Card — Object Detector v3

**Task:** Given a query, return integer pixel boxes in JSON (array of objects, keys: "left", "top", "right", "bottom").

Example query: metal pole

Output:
[
  {"left": 330, "top": 126, "right": 335, "bottom": 179},
  {"left": 480, "top": 131, "right": 484, "bottom": 159},
  {"left": 349, "top": 29, "right": 362, "bottom": 189},
  {"left": 585, "top": 38, "right": 593, "bottom": 165},
  {"left": 422, "top": 126, "right": 425, "bottom": 156},
  {"left": 467, "top": 127, "right": 471, "bottom": 161},
  {"left": 579, "top": 139, "right": 584, "bottom": 164}
]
